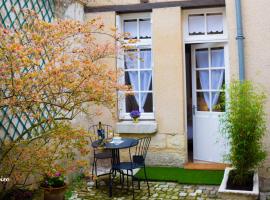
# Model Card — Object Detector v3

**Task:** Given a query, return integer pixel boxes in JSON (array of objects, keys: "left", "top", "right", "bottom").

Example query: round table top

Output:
[{"left": 92, "top": 138, "right": 138, "bottom": 150}]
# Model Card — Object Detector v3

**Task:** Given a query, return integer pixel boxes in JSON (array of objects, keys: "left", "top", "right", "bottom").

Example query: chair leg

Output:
[
  {"left": 131, "top": 170, "right": 135, "bottom": 200},
  {"left": 143, "top": 166, "right": 150, "bottom": 196},
  {"left": 126, "top": 170, "right": 129, "bottom": 189},
  {"left": 120, "top": 171, "right": 125, "bottom": 190},
  {"left": 91, "top": 158, "right": 95, "bottom": 180},
  {"left": 109, "top": 169, "right": 112, "bottom": 197},
  {"left": 95, "top": 159, "right": 98, "bottom": 188}
]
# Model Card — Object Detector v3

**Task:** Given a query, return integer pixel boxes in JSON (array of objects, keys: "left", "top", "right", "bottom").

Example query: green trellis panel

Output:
[{"left": 0, "top": 0, "right": 54, "bottom": 145}]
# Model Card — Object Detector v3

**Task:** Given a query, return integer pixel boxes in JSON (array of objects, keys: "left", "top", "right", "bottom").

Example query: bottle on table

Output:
[{"left": 97, "top": 122, "right": 105, "bottom": 144}]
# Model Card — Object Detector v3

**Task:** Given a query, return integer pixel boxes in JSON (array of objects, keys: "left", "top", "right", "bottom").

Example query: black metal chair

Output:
[
  {"left": 89, "top": 122, "right": 114, "bottom": 188},
  {"left": 111, "top": 137, "right": 151, "bottom": 199}
]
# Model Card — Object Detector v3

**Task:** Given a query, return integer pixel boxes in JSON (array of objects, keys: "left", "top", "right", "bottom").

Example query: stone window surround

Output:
[{"left": 116, "top": 120, "right": 157, "bottom": 134}]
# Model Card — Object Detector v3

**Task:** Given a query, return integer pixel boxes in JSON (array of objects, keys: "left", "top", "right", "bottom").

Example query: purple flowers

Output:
[
  {"left": 55, "top": 172, "right": 61, "bottom": 177},
  {"left": 130, "top": 110, "right": 140, "bottom": 119}
]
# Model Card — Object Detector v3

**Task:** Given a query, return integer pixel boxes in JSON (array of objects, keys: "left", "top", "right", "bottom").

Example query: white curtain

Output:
[
  {"left": 188, "top": 15, "right": 204, "bottom": 35},
  {"left": 125, "top": 50, "right": 152, "bottom": 112},
  {"left": 140, "top": 50, "right": 152, "bottom": 112},
  {"left": 211, "top": 48, "right": 225, "bottom": 108},
  {"left": 196, "top": 50, "right": 211, "bottom": 109},
  {"left": 139, "top": 19, "right": 151, "bottom": 38},
  {"left": 140, "top": 71, "right": 152, "bottom": 112},
  {"left": 207, "top": 14, "right": 223, "bottom": 33},
  {"left": 196, "top": 48, "right": 224, "bottom": 110},
  {"left": 125, "top": 51, "right": 139, "bottom": 105},
  {"left": 124, "top": 20, "right": 137, "bottom": 38},
  {"left": 140, "top": 50, "right": 151, "bottom": 69}
]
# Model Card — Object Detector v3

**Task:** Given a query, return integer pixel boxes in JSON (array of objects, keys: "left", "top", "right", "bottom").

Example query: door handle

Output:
[{"left": 192, "top": 105, "right": 197, "bottom": 115}]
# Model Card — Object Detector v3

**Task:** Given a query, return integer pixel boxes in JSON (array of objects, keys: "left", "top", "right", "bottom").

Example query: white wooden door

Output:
[{"left": 191, "top": 43, "right": 228, "bottom": 163}]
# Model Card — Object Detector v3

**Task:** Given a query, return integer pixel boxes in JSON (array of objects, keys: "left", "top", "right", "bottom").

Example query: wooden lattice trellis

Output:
[{"left": 0, "top": 0, "right": 54, "bottom": 144}]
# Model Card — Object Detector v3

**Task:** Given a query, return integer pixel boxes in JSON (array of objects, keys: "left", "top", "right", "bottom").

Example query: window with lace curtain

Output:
[
  {"left": 117, "top": 13, "right": 154, "bottom": 120},
  {"left": 183, "top": 8, "right": 227, "bottom": 43}
]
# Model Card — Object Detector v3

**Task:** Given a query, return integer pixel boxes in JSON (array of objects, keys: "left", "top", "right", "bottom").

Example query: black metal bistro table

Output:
[{"left": 92, "top": 138, "right": 138, "bottom": 197}]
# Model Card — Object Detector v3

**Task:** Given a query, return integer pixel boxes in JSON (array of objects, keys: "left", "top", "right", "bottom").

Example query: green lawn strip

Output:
[{"left": 134, "top": 167, "right": 224, "bottom": 185}]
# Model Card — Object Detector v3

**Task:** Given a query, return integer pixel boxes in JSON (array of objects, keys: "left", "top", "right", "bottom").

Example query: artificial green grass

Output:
[{"left": 135, "top": 167, "right": 224, "bottom": 185}]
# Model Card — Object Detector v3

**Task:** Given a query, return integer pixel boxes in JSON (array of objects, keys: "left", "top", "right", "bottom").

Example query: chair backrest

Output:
[
  {"left": 88, "top": 122, "right": 114, "bottom": 143},
  {"left": 133, "top": 137, "right": 151, "bottom": 164}
]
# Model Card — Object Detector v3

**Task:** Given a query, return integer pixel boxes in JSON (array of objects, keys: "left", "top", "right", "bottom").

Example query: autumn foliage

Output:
[{"left": 0, "top": 10, "right": 128, "bottom": 195}]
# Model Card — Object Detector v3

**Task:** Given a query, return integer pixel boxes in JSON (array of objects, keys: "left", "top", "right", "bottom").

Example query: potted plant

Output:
[
  {"left": 218, "top": 81, "right": 267, "bottom": 200},
  {"left": 40, "top": 170, "right": 66, "bottom": 200},
  {"left": 130, "top": 110, "right": 141, "bottom": 123}
]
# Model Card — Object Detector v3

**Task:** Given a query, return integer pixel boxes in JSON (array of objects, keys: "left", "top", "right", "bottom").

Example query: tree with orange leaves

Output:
[{"left": 0, "top": 10, "right": 129, "bottom": 197}]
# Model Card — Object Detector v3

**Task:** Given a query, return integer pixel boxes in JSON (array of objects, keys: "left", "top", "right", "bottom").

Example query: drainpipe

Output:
[{"left": 235, "top": 0, "right": 245, "bottom": 81}]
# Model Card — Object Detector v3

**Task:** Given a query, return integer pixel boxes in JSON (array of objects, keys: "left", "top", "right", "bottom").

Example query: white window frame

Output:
[
  {"left": 183, "top": 7, "right": 228, "bottom": 43},
  {"left": 117, "top": 12, "right": 154, "bottom": 120}
]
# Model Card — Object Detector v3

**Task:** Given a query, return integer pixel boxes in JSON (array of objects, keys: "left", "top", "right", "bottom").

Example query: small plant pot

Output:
[
  {"left": 132, "top": 117, "right": 139, "bottom": 123},
  {"left": 41, "top": 184, "right": 67, "bottom": 200},
  {"left": 218, "top": 168, "right": 259, "bottom": 200}
]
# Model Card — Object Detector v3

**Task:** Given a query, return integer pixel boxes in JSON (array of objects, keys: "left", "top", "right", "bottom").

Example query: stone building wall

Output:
[{"left": 55, "top": 1, "right": 270, "bottom": 191}]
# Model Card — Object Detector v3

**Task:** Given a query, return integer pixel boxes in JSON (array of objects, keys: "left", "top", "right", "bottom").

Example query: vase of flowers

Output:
[
  {"left": 130, "top": 110, "right": 140, "bottom": 123},
  {"left": 40, "top": 170, "right": 66, "bottom": 200}
]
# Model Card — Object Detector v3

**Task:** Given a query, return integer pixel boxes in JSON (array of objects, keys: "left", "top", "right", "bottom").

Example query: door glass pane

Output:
[
  {"left": 207, "top": 13, "right": 223, "bottom": 34},
  {"left": 212, "top": 92, "right": 225, "bottom": 112},
  {"left": 125, "top": 71, "right": 139, "bottom": 91},
  {"left": 125, "top": 50, "right": 138, "bottom": 69},
  {"left": 196, "top": 49, "right": 209, "bottom": 68},
  {"left": 141, "top": 92, "right": 153, "bottom": 112},
  {"left": 124, "top": 19, "right": 137, "bottom": 39},
  {"left": 140, "top": 71, "right": 152, "bottom": 91},
  {"left": 211, "top": 47, "right": 224, "bottom": 67},
  {"left": 139, "top": 19, "right": 151, "bottom": 39},
  {"left": 196, "top": 70, "right": 209, "bottom": 90},
  {"left": 188, "top": 14, "right": 205, "bottom": 35},
  {"left": 197, "top": 92, "right": 210, "bottom": 111},
  {"left": 140, "top": 49, "right": 151, "bottom": 69},
  {"left": 126, "top": 93, "right": 139, "bottom": 112},
  {"left": 211, "top": 69, "right": 225, "bottom": 90}
]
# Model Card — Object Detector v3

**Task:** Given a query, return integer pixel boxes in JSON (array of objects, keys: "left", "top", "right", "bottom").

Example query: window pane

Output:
[
  {"left": 124, "top": 19, "right": 137, "bottom": 39},
  {"left": 125, "top": 71, "right": 139, "bottom": 91},
  {"left": 211, "top": 69, "right": 225, "bottom": 90},
  {"left": 197, "top": 92, "right": 210, "bottom": 111},
  {"left": 196, "top": 70, "right": 209, "bottom": 90},
  {"left": 141, "top": 92, "right": 153, "bottom": 112},
  {"left": 140, "top": 49, "right": 151, "bottom": 69},
  {"left": 212, "top": 92, "right": 225, "bottom": 112},
  {"left": 139, "top": 19, "right": 151, "bottom": 39},
  {"left": 188, "top": 14, "right": 205, "bottom": 35},
  {"left": 207, "top": 13, "right": 223, "bottom": 34},
  {"left": 196, "top": 49, "right": 209, "bottom": 68},
  {"left": 211, "top": 47, "right": 224, "bottom": 67},
  {"left": 125, "top": 93, "right": 139, "bottom": 112},
  {"left": 140, "top": 71, "right": 152, "bottom": 91},
  {"left": 125, "top": 50, "right": 138, "bottom": 69}
]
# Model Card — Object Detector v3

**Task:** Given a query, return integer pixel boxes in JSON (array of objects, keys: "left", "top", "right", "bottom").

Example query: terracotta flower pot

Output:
[{"left": 41, "top": 184, "right": 67, "bottom": 200}]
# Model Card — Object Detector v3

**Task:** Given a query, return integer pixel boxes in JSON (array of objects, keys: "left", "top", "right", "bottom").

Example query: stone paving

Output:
[
  {"left": 67, "top": 168, "right": 270, "bottom": 200},
  {"left": 69, "top": 178, "right": 222, "bottom": 200},
  {"left": 68, "top": 178, "right": 270, "bottom": 200}
]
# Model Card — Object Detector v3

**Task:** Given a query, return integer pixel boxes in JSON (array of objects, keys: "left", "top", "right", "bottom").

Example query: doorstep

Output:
[{"left": 184, "top": 162, "right": 230, "bottom": 170}]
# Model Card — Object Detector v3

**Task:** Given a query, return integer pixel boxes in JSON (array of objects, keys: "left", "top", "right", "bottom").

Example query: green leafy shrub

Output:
[{"left": 220, "top": 80, "right": 267, "bottom": 185}]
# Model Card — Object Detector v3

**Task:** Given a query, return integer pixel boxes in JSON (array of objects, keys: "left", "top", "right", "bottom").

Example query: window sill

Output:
[{"left": 116, "top": 120, "right": 157, "bottom": 134}]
